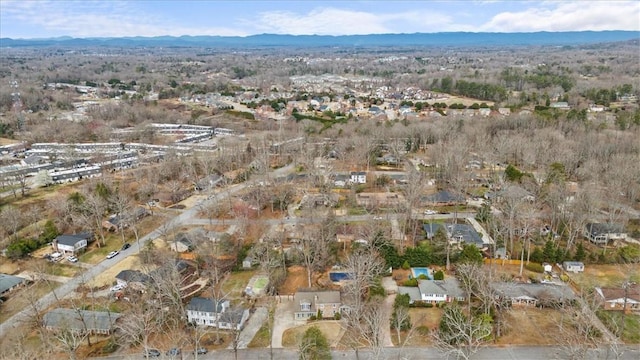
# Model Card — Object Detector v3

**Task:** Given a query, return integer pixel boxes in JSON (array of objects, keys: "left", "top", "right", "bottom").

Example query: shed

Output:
[{"left": 563, "top": 261, "right": 584, "bottom": 273}]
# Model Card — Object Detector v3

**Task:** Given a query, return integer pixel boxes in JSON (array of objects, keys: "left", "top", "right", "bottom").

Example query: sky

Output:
[{"left": 1, "top": 0, "right": 639, "bottom": 39}]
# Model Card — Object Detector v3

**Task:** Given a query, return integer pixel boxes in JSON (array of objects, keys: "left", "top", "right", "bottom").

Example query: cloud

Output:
[
  {"left": 0, "top": 0, "right": 246, "bottom": 38},
  {"left": 246, "top": 7, "right": 467, "bottom": 35},
  {"left": 481, "top": 1, "right": 640, "bottom": 32}
]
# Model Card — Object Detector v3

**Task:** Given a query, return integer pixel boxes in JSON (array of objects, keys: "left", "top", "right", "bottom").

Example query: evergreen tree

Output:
[
  {"left": 574, "top": 242, "right": 586, "bottom": 261},
  {"left": 299, "top": 326, "right": 331, "bottom": 360}
]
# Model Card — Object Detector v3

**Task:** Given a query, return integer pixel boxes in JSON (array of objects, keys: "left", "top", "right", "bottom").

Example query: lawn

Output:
[
  {"left": 221, "top": 270, "right": 256, "bottom": 299},
  {"left": 282, "top": 321, "right": 344, "bottom": 348},
  {"left": 0, "top": 280, "right": 61, "bottom": 323},
  {"left": 569, "top": 264, "right": 640, "bottom": 290},
  {"left": 497, "top": 308, "right": 578, "bottom": 345},
  {"left": 597, "top": 310, "right": 640, "bottom": 343}
]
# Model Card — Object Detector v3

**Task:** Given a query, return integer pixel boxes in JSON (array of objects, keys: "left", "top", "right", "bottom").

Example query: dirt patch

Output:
[
  {"left": 0, "top": 259, "right": 22, "bottom": 274},
  {"left": 87, "top": 255, "right": 144, "bottom": 288},
  {"left": 278, "top": 266, "right": 309, "bottom": 295},
  {"left": 282, "top": 321, "right": 344, "bottom": 348},
  {"left": 0, "top": 137, "right": 20, "bottom": 145}
]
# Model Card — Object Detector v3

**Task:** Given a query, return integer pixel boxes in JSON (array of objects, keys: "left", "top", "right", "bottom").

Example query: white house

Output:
[
  {"left": 563, "top": 261, "right": 585, "bottom": 273},
  {"left": 53, "top": 233, "right": 91, "bottom": 255},
  {"left": 349, "top": 171, "right": 367, "bottom": 184},
  {"left": 585, "top": 223, "right": 627, "bottom": 245},
  {"left": 186, "top": 297, "right": 230, "bottom": 327},
  {"left": 416, "top": 279, "right": 465, "bottom": 304}
]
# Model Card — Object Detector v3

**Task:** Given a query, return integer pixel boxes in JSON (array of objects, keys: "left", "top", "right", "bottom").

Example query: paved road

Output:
[
  {"left": 0, "top": 164, "right": 295, "bottom": 339},
  {"left": 87, "top": 345, "right": 640, "bottom": 360}
]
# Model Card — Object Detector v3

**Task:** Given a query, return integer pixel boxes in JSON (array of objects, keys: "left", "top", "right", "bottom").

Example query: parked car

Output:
[
  {"left": 143, "top": 348, "right": 161, "bottom": 358},
  {"left": 67, "top": 255, "right": 78, "bottom": 263},
  {"left": 110, "top": 284, "right": 126, "bottom": 292},
  {"left": 121, "top": 243, "right": 131, "bottom": 251},
  {"left": 424, "top": 209, "right": 437, "bottom": 215},
  {"left": 193, "top": 347, "right": 207, "bottom": 355},
  {"left": 166, "top": 348, "right": 181, "bottom": 357},
  {"left": 106, "top": 251, "right": 119, "bottom": 259}
]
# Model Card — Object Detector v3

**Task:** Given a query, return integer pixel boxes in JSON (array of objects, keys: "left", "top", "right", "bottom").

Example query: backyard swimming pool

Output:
[
  {"left": 330, "top": 272, "right": 352, "bottom": 282},
  {"left": 410, "top": 267, "right": 433, "bottom": 279}
]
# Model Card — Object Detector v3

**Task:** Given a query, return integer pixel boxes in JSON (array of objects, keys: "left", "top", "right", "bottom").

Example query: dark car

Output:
[
  {"left": 143, "top": 348, "right": 161, "bottom": 358},
  {"left": 121, "top": 243, "right": 131, "bottom": 251},
  {"left": 166, "top": 348, "right": 181, "bottom": 357}
]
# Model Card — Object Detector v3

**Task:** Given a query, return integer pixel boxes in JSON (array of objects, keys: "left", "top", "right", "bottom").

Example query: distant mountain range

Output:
[{"left": 1, "top": 31, "right": 639, "bottom": 48}]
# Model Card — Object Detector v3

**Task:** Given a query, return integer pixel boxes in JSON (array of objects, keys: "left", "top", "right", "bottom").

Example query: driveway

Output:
[
  {"left": 271, "top": 296, "right": 298, "bottom": 348},
  {"left": 232, "top": 307, "right": 267, "bottom": 349}
]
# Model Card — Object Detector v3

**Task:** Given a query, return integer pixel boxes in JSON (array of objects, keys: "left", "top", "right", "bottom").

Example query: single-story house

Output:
[
  {"left": 332, "top": 174, "right": 350, "bottom": 187},
  {"left": 43, "top": 308, "right": 121, "bottom": 335},
  {"left": 186, "top": 297, "right": 230, "bottom": 327},
  {"left": 0, "top": 273, "right": 27, "bottom": 297},
  {"left": 420, "top": 190, "right": 465, "bottom": 206},
  {"left": 53, "top": 233, "right": 92, "bottom": 255},
  {"left": 194, "top": 173, "right": 225, "bottom": 191},
  {"left": 595, "top": 284, "right": 640, "bottom": 311},
  {"left": 115, "top": 270, "right": 149, "bottom": 289},
  {"left": 563, "top": 261, "right": 585, "bottom": 273},
  {"left": 416, "top": 279, "right": 465, "bottom": 304},
  {"left": 397, "top": 286, "right": 423, "bottom": 304},
  {"left": 293, "top": 289, "right": 347, "bottom": 320},
  {"left": 492, "top": 282, "right": 576, "bottom": 308},
  {"left": 585, "top": 223, "right": 627, "bottom": 245},
  {"left": 103, "top": 207, "right": 150, "bottom": 231},
  {"left": 356, "top": 192, "right": 406, "bottom": 207}
]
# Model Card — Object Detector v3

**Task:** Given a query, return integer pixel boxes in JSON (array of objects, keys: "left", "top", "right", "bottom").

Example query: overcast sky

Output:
[{"left": 1, "top": 0, "right": 639, "bottom": 39}]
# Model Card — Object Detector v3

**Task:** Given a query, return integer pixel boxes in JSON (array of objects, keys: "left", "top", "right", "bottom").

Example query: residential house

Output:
[
  {"left": 293, "top": 289, "right": 346, "bottom": 320},
  {"left": 423, "top": 222, "right": 484, "bottom": 247},
  {"left": 350, "top": 171, "right": 367, "bottom": 184},
  {"left": 103, "top": 207, "right": 149, "bottom": 232},
  {"left": 492, "top": 282, "right": 576, "bottom": 308},
  {"left": 115, "top": 270, "right": 149, "bottom": 290},
  {"left": 421, "top": 190, "right": 465, "bottom": 206},
  {"left": 563, "top": 261, "right": 585, "bottom": 273},
  {"left": 43, "top": 308, "right": 121, "bottom": 335},
  {"left": 550, "top": 102, "right": 571, "bottom": 110},
  {"left": 0, "top": 273, "right": 27, "bottom": 297},
  {"left": 423, "top": 223, "right": 446, "bottom": 240},
  {"left": 332, "top": 174, "right": 350, "bottom": 187},
  {"left": 585, "top": 223, "right": 627, "bottom": 245},
  {"left": 595, "top": 284, "right": 640, "bottom": 311},
  {"left": 415, "top": 279, "right": 465, "bottom": 304},
  {"left": 217, "top": 308, "right": 250, "bottom": 330},
  {"left": 356, "top": 192, "right": 406, "bottom": 208},
  {"left": 397, "top": 286, "right": 422, "bottom": 304},
  {"left": 186, "top": 297, "right": 230, "bottom": 327},
  {"left": 53, "top": 233, "right": 92, "bottom": 255},
  {"left": 194, "top": 173, "right": 225, "bottom": 191}
]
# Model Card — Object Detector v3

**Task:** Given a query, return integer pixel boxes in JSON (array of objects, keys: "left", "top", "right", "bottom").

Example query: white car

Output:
[
  {"left": 67, "top": 255, "right": 78, "bottom": 263},
  {"left": 373, "top": 216, "right": 383, "bottom": 220},
  {"left": 106, "top": 251, "right": 119, "bottom": 259},
  {"left": 424, "top": 209, "right": 437, "bottom": 215},
  {"left": 110, "top": 284, "right": 126, "bottom": 292}
]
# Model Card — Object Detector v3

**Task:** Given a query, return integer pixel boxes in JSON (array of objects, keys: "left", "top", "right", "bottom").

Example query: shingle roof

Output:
[
  {"left": 417, "top": 279, "right": 464, "bottom": 298},
  {"left": 115, "top": 270, "right": 149, "bottom": 284},
  {"left": 0, "top": 273, "right": 27, "bottom": 295},
  {"left": 187, "top": 297, "right": 228, "bottom": 313},
  {"left": 55, "top": 233, "right": 91, "bottom": 246},
  {"left": 492, "top": 282, "right": 576, "bottom": 302},
  {"left": 43, "top": 308, "right": 121, "bottom": 332},
  {"left": 294, "top": 290, "right": 341, "bottom": 304},
  {"left": 398, "top": 286, "right": 422, "bottom": 302},
  {"left": 586, "top": 223, "right": 626, "bottom": 236}
]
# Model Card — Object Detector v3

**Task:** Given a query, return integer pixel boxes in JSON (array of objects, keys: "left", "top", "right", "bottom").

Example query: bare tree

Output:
[
  {"left": 433, "top": 305, "right": 492, "bottom": 360},
  {"left": 342, "top": 246, "right": 386, "bottom": 317}
]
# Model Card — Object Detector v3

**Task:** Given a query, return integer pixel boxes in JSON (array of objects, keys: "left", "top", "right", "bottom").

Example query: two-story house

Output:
[
  {"left": 293, "top": 289, "right": 347, "bottom": 320},
  {"left": 186, "top": 297, "right": 230, "bottom": 327},
  {"left": 585, "top": 223, "right": 627, "bottom": 245},
  {"left": 53, "top": 233, "right": 92, "bottom": 255},
  {"left": 349, "top": 171, "right": 367, "bottom": 184}
]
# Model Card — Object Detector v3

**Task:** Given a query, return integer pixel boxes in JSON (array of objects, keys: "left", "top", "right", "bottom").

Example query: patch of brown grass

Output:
[
  {"left": 282, "top": 321, "right": 344, "bottom": 348},
  {"left": 497, "top": 308, "right": 574, "bottom": 345},
  {"left": 0, "top": 280, "right": 60, "bottom": 323},
  {"left": 569, "top": 264, "right": 640, "bottom": 289},
  {"left": 278, "top": 265, "right": 308, "bottom": 295}
]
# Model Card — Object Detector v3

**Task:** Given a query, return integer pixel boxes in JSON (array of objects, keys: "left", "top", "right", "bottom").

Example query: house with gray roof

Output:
[
  {"left": 421, "top": 190, "right": 466, "bottom": 206},
  {"left": 293, "top": 289, "right": 346, "bottom": 320},
  {"left": 397, "top": 286, "right": 422, "bottom": 304},
  {"left": 585, "top": 223, "right": 627, "bottom": 245},
  {"left": 217, "top": 308, "right": 250, "bottom": 330},
  {"left": 186, "top": 297, "right": 230, "bottom": 327},
  {"left": 43, "top": 308, "right": 121, "bottom": 335},
  {"left": 53, "top": 233, "right": 92, "bottom": 255},
  {"left": 416, "top": 279, "right": 465, "bottom": 304},
  {"left": 446, "top": 224, "right": 484, "bottom": 247},
  {"left": 423, "top": 223, "right": 446, "bottom": 240},
  {"left": 492, "top": 282, "right": 576, "bottom": 308},
  {"left": 0, "top": 273, "right": 27, "bottom": 297},
  {"left": 115, "top": 270, "right": 150, "bottom": 289}
]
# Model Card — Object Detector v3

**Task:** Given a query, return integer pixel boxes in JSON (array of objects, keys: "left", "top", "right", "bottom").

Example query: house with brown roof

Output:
[{"left": 595, "top": 284, "right": 640, "bottom": 311}]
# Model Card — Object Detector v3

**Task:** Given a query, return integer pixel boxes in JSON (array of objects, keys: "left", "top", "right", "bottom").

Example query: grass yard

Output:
[
  {"left": 497, "top": 308, "right": 576, "bottom": 345},
  {"left": 221, "top": 270, "right": 256, "bottom": 299},
  {"left": 569, "top": 264, "right": 640, "bottom": 290},
  {"left": 248, "top": 308, "right": 274, "bottom": 348},
  {"left": 597, "top": 310, "right": 640, "bottom": 343},
  {"left": 87, "top": 255, "right": 144, "bottom": 288},
  {"left": 282, "top": 321, "right": 344, "bottom": 348},
  {"left": 0, "top": 280, "right": 60, "bottom": 323},
  {"left": 392, "top": 307, "right": 442, "bottom": 346}
]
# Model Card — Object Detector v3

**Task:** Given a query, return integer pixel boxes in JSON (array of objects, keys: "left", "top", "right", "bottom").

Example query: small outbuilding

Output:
[{"left": 563, "top": 261, "right": 584, "bottom": 273}]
